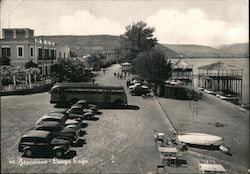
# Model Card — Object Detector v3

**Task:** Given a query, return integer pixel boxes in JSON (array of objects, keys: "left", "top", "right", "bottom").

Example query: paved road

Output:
[{"left": 1, "top": 64, "right": 177, "bottom": 173}]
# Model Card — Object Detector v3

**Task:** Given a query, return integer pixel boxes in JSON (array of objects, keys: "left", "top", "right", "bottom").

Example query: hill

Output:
[
  {"left": 36, "top": 35, "right": 123, "bottom": 56},
  {"left": 164, "top": 43, "right": 249, "bottom": 58},
  {"left": 36, "top": 35, "right": 180, "bottom": 58}
]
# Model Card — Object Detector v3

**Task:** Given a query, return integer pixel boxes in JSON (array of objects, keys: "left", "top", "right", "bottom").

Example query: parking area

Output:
[
  {"left": 1, "top": 64, "right": 177, "bottom": 173},
  {"left": 1, "top": 64, "right": 248, "bottom": 173}
]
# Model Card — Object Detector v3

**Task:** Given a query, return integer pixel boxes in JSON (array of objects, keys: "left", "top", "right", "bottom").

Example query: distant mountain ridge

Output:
[
  {"left": 164, "top": 43, "right": 249, "bottom": 58},
  {"left": 37, "top": 35, "right": 248, "bottom": 58}
]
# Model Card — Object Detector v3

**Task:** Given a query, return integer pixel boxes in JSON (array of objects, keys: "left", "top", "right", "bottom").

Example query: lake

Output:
[{"left": 170, "top": 58, "right": 249, "bottom": 104}]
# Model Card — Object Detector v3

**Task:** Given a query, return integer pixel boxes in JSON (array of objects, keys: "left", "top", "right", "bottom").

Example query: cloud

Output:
[
  {"left": 57, "top": 10, "right": 124, "bottom": 35},
  {"left": 146, "top": 8, "right": 248, "bottom": 45}
]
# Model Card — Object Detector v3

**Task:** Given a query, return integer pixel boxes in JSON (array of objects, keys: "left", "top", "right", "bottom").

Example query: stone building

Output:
[{"left": 0, "top": 28, "right": 70, "bottom": 76}]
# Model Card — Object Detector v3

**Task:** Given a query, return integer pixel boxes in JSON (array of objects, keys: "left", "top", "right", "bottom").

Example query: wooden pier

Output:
[{"left": 198, "top": 61, "right": 243, "bottom": 102}]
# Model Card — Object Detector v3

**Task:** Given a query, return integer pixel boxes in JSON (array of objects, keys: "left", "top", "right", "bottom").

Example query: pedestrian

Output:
[
  {"left": 92, "top": 78, "right": 95, "bottom": 84},
  {"left": 103, "top": 69, "right": 105, "bottom": 74},
  {"left": 117, "top": 72, "right": 120, "bottom": 77},
  {"left": 114, "top": 72, "right": 116, "bottom": 76}
]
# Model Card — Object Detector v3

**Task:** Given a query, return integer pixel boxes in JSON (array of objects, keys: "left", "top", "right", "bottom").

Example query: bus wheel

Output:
[
  {"left": 114, "top": 100, "right": 123, "bottom": 107},
  {"left": 70, "top": 98, "right": 78, "bottom": 105}
]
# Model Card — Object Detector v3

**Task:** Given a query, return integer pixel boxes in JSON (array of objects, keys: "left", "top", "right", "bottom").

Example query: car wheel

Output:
[
  {"left": 24, "top": 149, "right": 33, "bottom": 157},
  {"left": 55, "top": 150, "right": 63, "bottom": 158}
]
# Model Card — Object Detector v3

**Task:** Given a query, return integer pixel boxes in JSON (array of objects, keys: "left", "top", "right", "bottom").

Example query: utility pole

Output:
[{"left": 42, "top": 35, "right": 44, "bottom": 77}]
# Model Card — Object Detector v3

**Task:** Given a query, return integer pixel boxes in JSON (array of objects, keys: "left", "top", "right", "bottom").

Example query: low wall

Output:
[{"left": 0, "top": 83, "right": 54, "bottom": 96}]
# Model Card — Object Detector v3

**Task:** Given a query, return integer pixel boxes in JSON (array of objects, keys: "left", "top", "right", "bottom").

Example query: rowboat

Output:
[{"left": 177, "top": 133, "right": 223, "bottom": 146}]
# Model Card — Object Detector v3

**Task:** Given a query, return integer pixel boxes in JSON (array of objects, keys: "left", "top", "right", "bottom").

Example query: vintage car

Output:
[
  {"left": 69, "top": 105, "right": 94, "bottom": 119},
  {"left": 18, "top": 130, "right": 70, "bottom": 158},
  {"left": 76, "top": 100, "right": 98, "bottom": 113},
  {"left": 34, "top": 121, "right": 79, "bottom": 144},
  {"left": 130, "top": 85, "right": 150, "bottom": 96},
  {"left": 35, "top": 113, "right": 82, "bottom": 134}
]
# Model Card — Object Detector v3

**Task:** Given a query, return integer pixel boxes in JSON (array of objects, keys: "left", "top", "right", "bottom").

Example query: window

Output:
[
  {"left": 64, "top": 53, "right": 65, "bottom": 58},
  {"left": 1, "top": 47, "right": 10, "bottom": 57},
  {"left": 59, "top": 52, "right": 61, "bottom": 58},
  {"left": 17, "top": 46, "right": 24, "bottom": 58},
  {"left": 45, "top": 49, "right": 49, "bottom": 59},
  {"left": 38, "top": 48, "right": 42, "bottom": 59},
  {"left": 51, "top": 49, "right": 54, "bottom": 59},
  {"left": 30, "top": 46, "right": 34, "bottom": 57}
]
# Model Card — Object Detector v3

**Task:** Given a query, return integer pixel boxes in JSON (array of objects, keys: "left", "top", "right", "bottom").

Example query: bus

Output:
[
  {"left": 50, "top": 83, "right": 128, "bottom": 107},
  {"left": 121, "top": 62, "right": 131, "bottom": 72}
]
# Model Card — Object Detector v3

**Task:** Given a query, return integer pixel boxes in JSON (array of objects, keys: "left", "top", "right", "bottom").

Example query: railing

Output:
[{"left": 1, "top": 79, "right": 52, "bottom": 92}]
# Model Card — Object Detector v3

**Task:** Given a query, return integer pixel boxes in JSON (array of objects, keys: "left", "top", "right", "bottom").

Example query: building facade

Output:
[{"left": 0, "top": 28, "right": 70, "bottom": 76}]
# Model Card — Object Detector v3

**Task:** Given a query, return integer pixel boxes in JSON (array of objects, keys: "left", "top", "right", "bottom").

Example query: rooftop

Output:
[
  {"left": 198, "top": 61, "right": 240, "bottom": 70},
  {"left": 173, "top": 59, "right": 193, "bottom": 69}
]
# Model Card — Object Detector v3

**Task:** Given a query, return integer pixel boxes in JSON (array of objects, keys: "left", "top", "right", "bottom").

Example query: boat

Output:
[
  {"left": 205, "top": 89, "right": 216, "bottom": 95},
  {"left": 219, "top": 94, "right": 239, "bottom": 101},
  {"left": 198, "top": 87, "right": 204, "bottom": 91},
  {"left": 177, "top": 133, "right": 223, "bottom": 146}
]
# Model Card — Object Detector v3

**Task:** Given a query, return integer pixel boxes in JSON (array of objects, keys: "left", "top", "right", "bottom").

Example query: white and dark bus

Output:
[{"left": 50, "top": 83, "right": 128, "bottom": 106}]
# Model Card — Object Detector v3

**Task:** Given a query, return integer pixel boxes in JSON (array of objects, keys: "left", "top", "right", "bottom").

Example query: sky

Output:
[{"left": 0, "top": 0, "right": 249, "bottom": 46}]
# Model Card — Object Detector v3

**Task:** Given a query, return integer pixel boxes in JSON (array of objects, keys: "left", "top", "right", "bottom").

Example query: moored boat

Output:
[{"left": 177, "top": 133, "right": 223, "bottom": 146}]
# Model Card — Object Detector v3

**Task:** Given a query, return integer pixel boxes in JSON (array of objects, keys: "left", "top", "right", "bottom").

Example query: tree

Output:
[
  {"left": 51, "top": 58, "right": 86, "bottom": 82},
  {"left": 133, "top": 47, "right": 172, "bottom": 84},
  {"left": 86, "top": 53, "right": 103, "bottom": 71},
  {"left": 121, "top": 21, "right": 157, "bottom": 62}
]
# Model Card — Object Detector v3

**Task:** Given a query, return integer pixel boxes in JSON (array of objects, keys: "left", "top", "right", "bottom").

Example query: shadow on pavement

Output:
[
  {"left": 83, "top": 117, "right": 99, "bottom": 121},
  {"left": 81, "top": 122, "right": 88, "bottom": 128},
  {"left": 71, "top": 139, "right": 86, "bottom": 147},
  {"left": 80, "top": 130, "right": 87, "bottom": 136},
  {"left": 95, "top": 111, "right": 103, "bottom": 115},
  {"left": 99, "top": 105, "right": 140, "bottom": 110}
]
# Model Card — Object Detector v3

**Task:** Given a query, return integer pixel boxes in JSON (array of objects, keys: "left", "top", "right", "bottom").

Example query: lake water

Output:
[{"left": 170, "top": 58, "right": 249, "bottom": 104}]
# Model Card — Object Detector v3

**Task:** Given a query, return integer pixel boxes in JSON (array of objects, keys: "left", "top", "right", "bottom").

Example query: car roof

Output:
[
  {"left": 22, "top": 130, "right": 51, "bottom": 138},
  {"left": 49, "top": 108, "right": 68, "bottom": 113},
  {"left": 37, "top": 121, "right": 61, "bottom": 128},
  {"left": 70, "top": 105, "right": 82, "bottom": 109},
  {"left": 77, "top": 100, "right": 87, "bottom": 103},
  {"left": 40, "top": 115, "right": 62, "bottom": 120},
  {"left": 47, "top": 112, "right": 65, "bottom": 117}
]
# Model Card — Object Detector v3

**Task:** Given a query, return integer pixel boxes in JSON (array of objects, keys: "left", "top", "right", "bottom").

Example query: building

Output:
[
  {"left": 0, "top": 28, "right": 70, "bottom": 76},
  {"left": 198, "top": 61, "right": 243, "bottom": 101},
  {"left": 171, "top": 59, "right": 193, "bottom": 85}
]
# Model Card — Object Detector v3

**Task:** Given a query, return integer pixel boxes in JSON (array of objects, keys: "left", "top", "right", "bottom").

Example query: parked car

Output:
[
  {"left": 69, "top": 105, "right": 94, "bottom": 119},
  {"left": 76, "top": 100, "right": 98, "bottom": 113},
  {"left": 18, "top": 130, "right": 70, "bottom": 158},
  {"left": 49, "top": 108, "right": 84, "bottom": 123},
  {"left": 34, "top": 121, "right": 79, "bottom": 144},
  {"left": 35, "top": 113, "right": 82, "bottom": 134},
  {"left": 130, "top": 85, "right": 150, "bottom": 96}
]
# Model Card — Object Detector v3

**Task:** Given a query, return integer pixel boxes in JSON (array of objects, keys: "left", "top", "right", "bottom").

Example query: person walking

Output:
[{"left": 92, "top": 78, "right": 95, "bottom": 84}]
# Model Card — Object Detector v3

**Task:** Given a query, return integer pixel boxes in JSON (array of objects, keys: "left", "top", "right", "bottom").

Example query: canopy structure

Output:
[
  {"left": 173, "top": 59, "right": 193, "bottom": 70},
  {"left": 198, "top": 61, "right": 243, "bottom": 101},
  {"left": 171, "top": 59, "right": 193, "bottom": 85},
  {"left": 198, "top": 61, "right": 239, "bottom": 70}
]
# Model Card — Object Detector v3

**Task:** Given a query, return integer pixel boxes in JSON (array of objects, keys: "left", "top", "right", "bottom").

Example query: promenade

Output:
[{"left": 157, "top": 92, "right": 249, "bottom": 173}]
